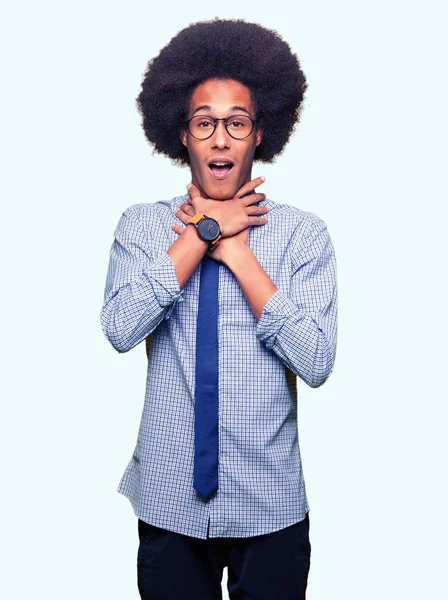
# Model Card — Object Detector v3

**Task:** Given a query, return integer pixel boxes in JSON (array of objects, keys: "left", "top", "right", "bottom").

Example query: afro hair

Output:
[{"left": 136, "top": 18, "right": 308, "bottom": 166}]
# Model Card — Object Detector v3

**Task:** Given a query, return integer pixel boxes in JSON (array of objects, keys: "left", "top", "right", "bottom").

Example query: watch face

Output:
[{"left": 197, "top": 217, "right": 220, "bottom": 241}]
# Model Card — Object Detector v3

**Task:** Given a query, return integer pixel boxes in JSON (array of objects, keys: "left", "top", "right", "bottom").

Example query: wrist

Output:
[
  {"left": 223, "top": 242, "right": 251, "bottom": 272},
  {"left": 184, "top": 222, "right": 209, "bottom": 250},
  {"left": 187, "top": 214, "right": 222, "bottom": 250}
]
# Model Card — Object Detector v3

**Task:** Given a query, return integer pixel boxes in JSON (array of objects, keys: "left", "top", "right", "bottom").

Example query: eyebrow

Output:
[{"left": 192, "top": 105, "right": 251, "bottom": 115}]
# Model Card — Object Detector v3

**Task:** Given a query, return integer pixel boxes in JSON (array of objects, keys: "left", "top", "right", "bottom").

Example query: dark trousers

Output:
[{"left": 137, "top": 512, "right": 311, "bottom": 599}]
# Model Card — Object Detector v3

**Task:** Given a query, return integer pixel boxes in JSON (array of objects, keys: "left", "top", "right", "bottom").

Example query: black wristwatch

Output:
[{"left": 188, "top": 213, "right": 222, "bottom": 251}]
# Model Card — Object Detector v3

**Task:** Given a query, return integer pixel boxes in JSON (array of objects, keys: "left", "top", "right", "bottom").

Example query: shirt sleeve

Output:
[
  {"left": 255, "top": 216, "right": 338, "bottom": 388},
  {"left": 100, "top": 206, "right": 185, "bottom": 353}
]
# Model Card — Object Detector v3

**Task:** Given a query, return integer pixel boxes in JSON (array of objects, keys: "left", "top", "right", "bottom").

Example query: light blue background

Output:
[{"left": 1, "top": 1, "right": 446, "bottom": 598}]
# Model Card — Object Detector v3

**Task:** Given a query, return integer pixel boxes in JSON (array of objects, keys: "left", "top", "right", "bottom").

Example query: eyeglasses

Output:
[{"left": 184, "top": 114, "right": 258, "bottom": 140}]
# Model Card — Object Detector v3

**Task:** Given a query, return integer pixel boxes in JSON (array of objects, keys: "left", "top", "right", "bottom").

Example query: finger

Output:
[
  {"left": 175, "top": 208, "right": 193, "bottom": 224},
  {"left": 234, "top": 176, "right": 265, "bottom": 199},
  {"left": 247, "top": 204, "right": 269, "bottom": 215},
  {"left": 248, "top": 216, "right": 268, "bottom": 226},
  {"left": 186, "top": 183, "right": 202, "bottom": 200},
  {"left": 171, "top": 223, "right": 185, "bottom": 234},
  {"left": 241, "top": 193, "right": 267, "bottom": 206},
  {"left": 177, "top": 203, "right": 192, "bottom": 215},
  {"left": 180, "top": 202, "right": 196, "bottom": 216}
]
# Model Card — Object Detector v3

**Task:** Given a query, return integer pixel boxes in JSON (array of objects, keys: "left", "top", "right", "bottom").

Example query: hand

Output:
[
  {"left": 205, "top": 226, "right": 250, "bottom": 265},
  {"left": 183, "top": 177, "right": 269, "bottom": 238},
  {"left": 172, "top": 199, "right": 254, "bottom": 266}
]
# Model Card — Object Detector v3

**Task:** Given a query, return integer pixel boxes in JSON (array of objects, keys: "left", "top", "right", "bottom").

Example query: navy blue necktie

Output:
[{"left": 193, "top": 253, "right": 220, "bottom": 499}]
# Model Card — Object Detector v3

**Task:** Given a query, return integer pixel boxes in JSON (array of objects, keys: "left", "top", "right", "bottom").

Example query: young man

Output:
[{"left": 100, "top": 18, "right": 338, "bottom": 600}]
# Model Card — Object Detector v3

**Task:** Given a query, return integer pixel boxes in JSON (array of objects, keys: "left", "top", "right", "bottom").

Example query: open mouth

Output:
[{"left": 208, "top": 160, "right": 234, "bottom": 180}]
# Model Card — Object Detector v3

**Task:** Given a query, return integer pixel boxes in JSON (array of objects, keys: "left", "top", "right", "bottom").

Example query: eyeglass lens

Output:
[{"left": 188, "top": 115, "right": 254, "bottom": 139}]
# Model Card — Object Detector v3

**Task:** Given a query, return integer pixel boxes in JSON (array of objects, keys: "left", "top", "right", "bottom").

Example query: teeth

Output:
[{"left": 210, "top": 162, "right": 232, "bottom": 167}]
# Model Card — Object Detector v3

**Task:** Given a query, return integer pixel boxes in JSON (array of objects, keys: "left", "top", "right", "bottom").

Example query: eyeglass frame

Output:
[{"left": 183, "top": 114, "right": 259, "bottom": 140}]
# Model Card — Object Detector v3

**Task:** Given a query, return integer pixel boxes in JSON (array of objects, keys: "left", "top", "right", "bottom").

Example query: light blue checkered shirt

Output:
[{"left": 100, "top": 193, "right": 338, "bottom": 540}]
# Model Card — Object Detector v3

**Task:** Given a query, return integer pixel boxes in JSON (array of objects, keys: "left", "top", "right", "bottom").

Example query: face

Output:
[{"left": 180, "top": 78, "right": 263, "bottom": 200}]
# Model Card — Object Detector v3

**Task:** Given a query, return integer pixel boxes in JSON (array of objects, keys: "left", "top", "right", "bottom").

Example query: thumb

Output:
[{"left": 186, "top": 183, "right": 202, "bottom": 200}]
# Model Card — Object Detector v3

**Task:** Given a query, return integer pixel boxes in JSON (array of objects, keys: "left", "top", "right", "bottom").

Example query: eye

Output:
[
  {"left": 227, "top": 115, "right": 250, "bottom": 130},
  {"left": 192, "top": 116, "right": 215, "bottom": 129}
]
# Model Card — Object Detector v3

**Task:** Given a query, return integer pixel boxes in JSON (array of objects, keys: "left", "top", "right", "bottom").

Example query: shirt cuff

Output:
[
  {"left": 255, "top": 289, "right": 298, "bottom": 349},
  {"left": 143, "top": 251, "right": 185, "bottom": 319}
]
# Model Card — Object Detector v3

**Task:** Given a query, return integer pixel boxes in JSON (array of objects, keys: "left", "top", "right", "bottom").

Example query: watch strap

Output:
[
  {"left": 189, "top": 213, "right": 206, "bottom": 225},
  {"left": 188, "top": 213, "right": 222, "bottom": 250}
]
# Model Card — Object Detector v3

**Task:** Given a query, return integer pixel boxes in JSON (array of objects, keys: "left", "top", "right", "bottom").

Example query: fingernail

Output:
[
  {"left": 186, "top": 184, "right": 192, "bottom": 191},
  {"left": 260, "top": 176, "right": 265, "bottom": 182}
]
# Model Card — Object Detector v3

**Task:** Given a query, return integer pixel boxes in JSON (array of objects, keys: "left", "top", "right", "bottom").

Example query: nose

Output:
[{"left": 210, "top": 119, "right": 231, "bottom": 149}]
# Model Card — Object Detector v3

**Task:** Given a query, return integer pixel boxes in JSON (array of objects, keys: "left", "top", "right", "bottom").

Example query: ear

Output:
[
  {"left": 180, "top": 126, "right": 188, "bottom": 148},
  {"left": 255, "top": 121, "right": 264, "bottom": 147}
]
